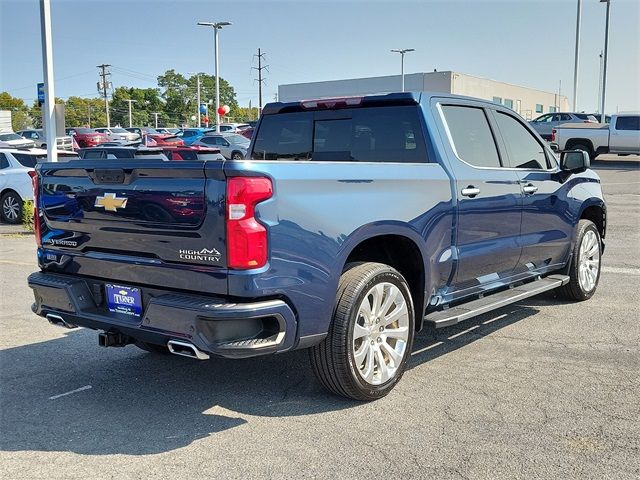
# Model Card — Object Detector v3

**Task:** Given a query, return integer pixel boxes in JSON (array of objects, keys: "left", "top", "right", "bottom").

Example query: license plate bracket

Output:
[{"left": 106, "top": 284, "right": 142, "bottom": 317}]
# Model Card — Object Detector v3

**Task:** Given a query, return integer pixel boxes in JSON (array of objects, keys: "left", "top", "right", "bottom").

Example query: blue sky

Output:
[{"left": 1, "top": 0, "right": 638, "bottom": 113}]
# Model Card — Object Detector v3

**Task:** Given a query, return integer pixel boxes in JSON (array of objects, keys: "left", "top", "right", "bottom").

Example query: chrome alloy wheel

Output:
[
  {"left": 352, "top": 282, "right": 410, "bottom": 385},
  {"left": 578, "top": 230, "right": 600, "bottom": 292},
  {"left": 3, "top": 195, "right": 20, "bottom": 221}
]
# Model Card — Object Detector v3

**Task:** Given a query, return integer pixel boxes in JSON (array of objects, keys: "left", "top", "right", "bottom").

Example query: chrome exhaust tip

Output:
[
  {"left": 167, "top": 340, "right": 210, "bottom": 360},
  {"left": 46, "top": 313, "right": 78, "bottom": 329}
]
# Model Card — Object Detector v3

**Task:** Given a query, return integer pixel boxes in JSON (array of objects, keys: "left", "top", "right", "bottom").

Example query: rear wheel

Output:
[
  {"left": 310, "top": 262, "right": 415, "bottom": 401},
  {"left": 559, "top": 219, "right": 601, "bottom": 301},
  {"left": 1, "top": 191, "right": 23, "bottom": 224}
]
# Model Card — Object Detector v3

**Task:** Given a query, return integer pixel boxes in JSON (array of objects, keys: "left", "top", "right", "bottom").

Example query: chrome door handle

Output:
[
  {"left": 461, "top": 186, "right": 480, "bottom": 197},
  {"left": 522, "top": 184, "right": 538, "bottom": 194}
]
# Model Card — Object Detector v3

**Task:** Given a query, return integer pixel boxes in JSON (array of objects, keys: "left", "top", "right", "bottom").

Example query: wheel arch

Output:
[
  {"left": 579, "top": 200, "right": 606, "bottom": 241},
  {"left": 565, "top": 138, "right": 595, "bottom": 154},
  {"left": 338, "top": 227, "right": 427, "bottom": 331}
]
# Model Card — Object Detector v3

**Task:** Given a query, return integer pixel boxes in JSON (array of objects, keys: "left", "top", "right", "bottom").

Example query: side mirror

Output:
[{"left": 561, "top": 150, "right": 590, "bottom": 172}]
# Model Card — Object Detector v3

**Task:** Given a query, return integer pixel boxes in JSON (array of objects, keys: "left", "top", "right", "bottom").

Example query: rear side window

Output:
[
  {"left": 615, "top": 116, "right": 640, "bottom": 131},
  {"left": 82, "top": 150, "right": 105, "bottom": 159},
  {"left": 441, "top": 105, "right": 501, "bottom": 168},
  {"left": 12, "top": 153, "right": 44, "bottom": 167},
  {"left": 251, "top": 106, "right": 427, "bottom": 163},
  {"left": 0, "top": 153, "right": 9, "bottom": 169},
  {"left": 494, "top": 112, "right": 548, "bottom": 169}
]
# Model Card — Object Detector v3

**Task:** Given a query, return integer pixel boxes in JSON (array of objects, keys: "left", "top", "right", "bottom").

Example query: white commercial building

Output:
[{"left": 278, "top": 71, "right": 570, "bottom": 120}]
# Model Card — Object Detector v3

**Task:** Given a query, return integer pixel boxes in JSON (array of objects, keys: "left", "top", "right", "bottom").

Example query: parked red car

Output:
[
  {"left": 240, "top": 127, "right": 254, "bottom": 140},
  {"left": 126, "top": 127, "right": 184, "bottom": 147},
  {"left": 162, "top": 145, "right": 224, "bottom": 161},
  {"left": 65, "top": 128, "right": 108, "bottom": 148}
]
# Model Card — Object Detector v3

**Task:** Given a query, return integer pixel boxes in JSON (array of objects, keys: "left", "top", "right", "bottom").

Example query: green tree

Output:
[
  {"left": 0, "top": 92, "right": 31, "bottom": 130},
  {"left": 110, "top": 87, "right": 167, "bottom": 127},
  {"left": 63, "top": 97, "right": 106, "bottom": 128},
  {"left": 157, "top": 70, "right": 238, "bottom": 127}
]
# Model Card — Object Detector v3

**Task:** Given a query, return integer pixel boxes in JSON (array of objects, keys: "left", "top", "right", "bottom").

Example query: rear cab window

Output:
[
  {"left": 251, "top": 105, "right": 427, "bottom": 163},
  {"left": 615, "top": 116, "right": 640, "bottom": 131}
]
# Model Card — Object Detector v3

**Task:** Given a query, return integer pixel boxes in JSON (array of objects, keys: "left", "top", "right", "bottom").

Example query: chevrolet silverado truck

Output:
[
  {"left": 551, "top": 113, "right": 640, "bottom": 159},
  {"left": 28, "top": 93, "right": 606, "bottom": 401}
]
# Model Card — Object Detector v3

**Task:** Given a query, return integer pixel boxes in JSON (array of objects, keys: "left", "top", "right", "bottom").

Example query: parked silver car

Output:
[
  {"left": 17, "top": 129, "right": 74, "bottom": 151},
  {"left": 529, "top": 112, "right": 597, "bottom": 141},
  {"left": 194, "top": 133, "right": 249, "bottom": 160},
  {"left": 94, "top": 127, "right": 140, "bottom": 143}
]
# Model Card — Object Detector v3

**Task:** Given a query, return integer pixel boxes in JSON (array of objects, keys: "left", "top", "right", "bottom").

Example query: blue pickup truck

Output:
[{"left": 28, "top": 92, "right": 606, "bottom": 400}]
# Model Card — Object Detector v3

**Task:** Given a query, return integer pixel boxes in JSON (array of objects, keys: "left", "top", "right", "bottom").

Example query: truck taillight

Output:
[
  {"left": 28, "top": 170, "right": 41, "bottom": 247},
  {"left": 551, "top": 128, "right": 557, "bottom": 142},
  {"left": 226, "top": 176, "right": 273, "bottom": 269}
]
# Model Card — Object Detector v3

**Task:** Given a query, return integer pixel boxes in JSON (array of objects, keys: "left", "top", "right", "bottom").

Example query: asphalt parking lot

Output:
[{"left": 1, "top": 155, "right": 638, "bottom": 479}]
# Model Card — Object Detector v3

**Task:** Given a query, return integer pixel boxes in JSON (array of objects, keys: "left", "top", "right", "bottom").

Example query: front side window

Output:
[
  {"left": 615, "top": 116, "right": 640, "bottom": 131},
  {"left": 251, "top": 106, "right": 426, "bottom": 163},
  {"left": 495, "top": 112, "right": 548, "bottom": 170},
  {"left": 441, "top": 105, "right": 501, "bottom": 168}
]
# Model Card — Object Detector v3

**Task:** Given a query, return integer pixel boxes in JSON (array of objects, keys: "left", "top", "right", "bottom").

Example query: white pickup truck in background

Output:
[{"left": 552, "top": 113, "right": 640, "bottom": 160}]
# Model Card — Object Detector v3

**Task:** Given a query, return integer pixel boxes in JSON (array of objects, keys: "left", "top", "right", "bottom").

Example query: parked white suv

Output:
[{"left": 0, "top": 147, "right": 77, "bottom": 224}]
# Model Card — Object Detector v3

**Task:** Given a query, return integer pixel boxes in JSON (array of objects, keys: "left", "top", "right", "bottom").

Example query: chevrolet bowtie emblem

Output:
[{"left": 95, "top": 193, "right": 128, "bottom": 212}]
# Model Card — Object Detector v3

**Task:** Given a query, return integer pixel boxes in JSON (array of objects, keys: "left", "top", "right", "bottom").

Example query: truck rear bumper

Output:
[{"left": 28, "top": 271, "right": 297, "bottom": 359}]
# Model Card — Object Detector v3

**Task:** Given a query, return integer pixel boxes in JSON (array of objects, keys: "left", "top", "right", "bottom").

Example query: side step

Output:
[{"left": 424, "top": 274, "right": 570, "bottom": 328}]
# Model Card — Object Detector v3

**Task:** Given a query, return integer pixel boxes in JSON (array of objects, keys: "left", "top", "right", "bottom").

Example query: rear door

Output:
[
  {"left": 611, "top": 115, "right": 640, "bottom": 153},
  {"left": 437, "top": 102, "right": 523, "bottom": 295},
  {"left": 490, "top": 109, "right": 572, "bottom": 274}
]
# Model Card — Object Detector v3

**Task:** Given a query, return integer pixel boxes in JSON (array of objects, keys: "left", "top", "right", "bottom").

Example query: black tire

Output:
[
  {"left": 135, "top": 341, "right": 170, "bottom": 354},
  {"left": 558, "top": 219, "right": 602, "bottom": 301},
  {"left": 231, "top": 151, "right": 244, "bottom": 160},
  {"left": 571, "top": 143, "right": 596, "bottom": 161},
  {"left": 1, "top": 191, "right": 23, "bottom": 224},
  {"left": 310, "top": 262, "right": 415, "bottom": 401}
]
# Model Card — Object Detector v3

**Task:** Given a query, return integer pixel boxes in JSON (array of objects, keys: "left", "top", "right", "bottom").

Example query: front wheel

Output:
[
  {"left": 310, "top": 262, "right": 415, "bottom": 401},
  {"left": 231, "top": 152, "right": 244, "bottom": 160},
  {"left": 559, "top": 219, "right": 602, "bottom": 301}
]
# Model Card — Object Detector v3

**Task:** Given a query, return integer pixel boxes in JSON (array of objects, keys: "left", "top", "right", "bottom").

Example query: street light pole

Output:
[
  {"left": 189, "top": 72, "right": 201, "bottom": 128},
  {"left": 600, "top": 0, "right": 611, "bottom": 123},
  {"left": 125, "top": 99, "right": 136, "bottom": 127},
  {"left": 572, "top": 0, "right": 582, "bottom": 111},
  {"left": 391, "top": 48, "right": 415, "bottom": 92},
  {"left": 39, "top": 0, "right": 57, "bottom": 162},
  {"left": 197, "top": 21, "right": 232, "bottom": 133}
]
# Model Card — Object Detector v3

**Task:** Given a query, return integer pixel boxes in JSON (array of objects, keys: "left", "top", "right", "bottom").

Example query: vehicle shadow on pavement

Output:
[{"left": 0, "top": 302, "right": 540, "bottom": 456}]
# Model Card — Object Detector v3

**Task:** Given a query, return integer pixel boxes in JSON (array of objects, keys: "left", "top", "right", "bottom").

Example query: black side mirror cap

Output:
[{"left": 560, "top": 150, "right": 590, "bottom": 172}]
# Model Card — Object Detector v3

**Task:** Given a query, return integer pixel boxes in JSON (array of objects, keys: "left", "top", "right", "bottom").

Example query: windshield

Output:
[
  {"left": 143, "top": 128, "right": 160, "bottom": 134},
  {"left": 13, "top": 153, "right": 46, "bottom": 167},
  {"left": 0, "top": 133, "right": 24, "bottom": 141},
  {"left": 74, "top": 128, "right": 97, "bottom": 134},
  {"left": 111, "top": 128, "right": 128, "bottom": 133},
  {"left": 226, "top": 134, "right": 249, "bottom": 145}
]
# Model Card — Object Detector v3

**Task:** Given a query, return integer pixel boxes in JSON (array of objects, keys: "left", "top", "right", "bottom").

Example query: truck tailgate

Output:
[{"left": 37, "top": 159, "right": 228, "bottom": 294}]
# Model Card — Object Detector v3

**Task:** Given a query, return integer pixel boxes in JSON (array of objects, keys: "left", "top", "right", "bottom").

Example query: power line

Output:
[{"left": 252, "top": 48, "right": 269, "bottom": 111}]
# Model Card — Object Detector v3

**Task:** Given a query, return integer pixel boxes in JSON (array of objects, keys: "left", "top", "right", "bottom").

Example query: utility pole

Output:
[
  {"left": 196, "top": 74, "right": 201, "bottom": 127},
  {"left": 197, "top": 21, "right": 231, "bottom": 132},
  {"left": 39, "top": 0, "right": 57, "bottom": 162},
  {"left": 97, "top": 64, "right": 111, "bottom": 127},
  {"left": 152, "top": 112, "right": 160, "bottom": 129},
  {"left": 87, "top": 104, "right": 91, "bottom": 127},
  {"left": 599, "top": 0, "right": 611, "bottom": 123},
  {"left": 572, "top": 0, "right": 582, "bottom": 111},
  {"left": 124, "top": 99, "right": 136, "bottom": 127},
  {"left": 597, "top": 51, "right": 604, "bottom": 114},
  {"left": 252, "top": 48, "right": 268, "bottom": 112}
]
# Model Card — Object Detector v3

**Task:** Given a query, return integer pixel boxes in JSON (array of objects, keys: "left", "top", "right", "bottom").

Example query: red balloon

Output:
[
  {"left": 217, "top": 106, "right": 226, "bottom": 115},
  {"left": 203, "top": 116, "right": 209, "bottom": 123}
]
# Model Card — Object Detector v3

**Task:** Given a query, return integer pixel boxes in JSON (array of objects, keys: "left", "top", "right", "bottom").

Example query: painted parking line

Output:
[
  {"left": 49, "top": 385, "right": 92, "bottom": 400},
  {"left": 0, "top": 260, "right": 36, "bottom": 267},
  {"left": 602, "top": 266, "right": 640, "bottom": 276}
]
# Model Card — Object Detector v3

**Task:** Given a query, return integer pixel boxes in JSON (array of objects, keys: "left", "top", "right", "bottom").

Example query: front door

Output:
[
  {"left": 438, "top": 103, "right": 523, "bottom": 296},
  {"left": 490, "top": 109, "right": 573, "bottom": 274}
]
